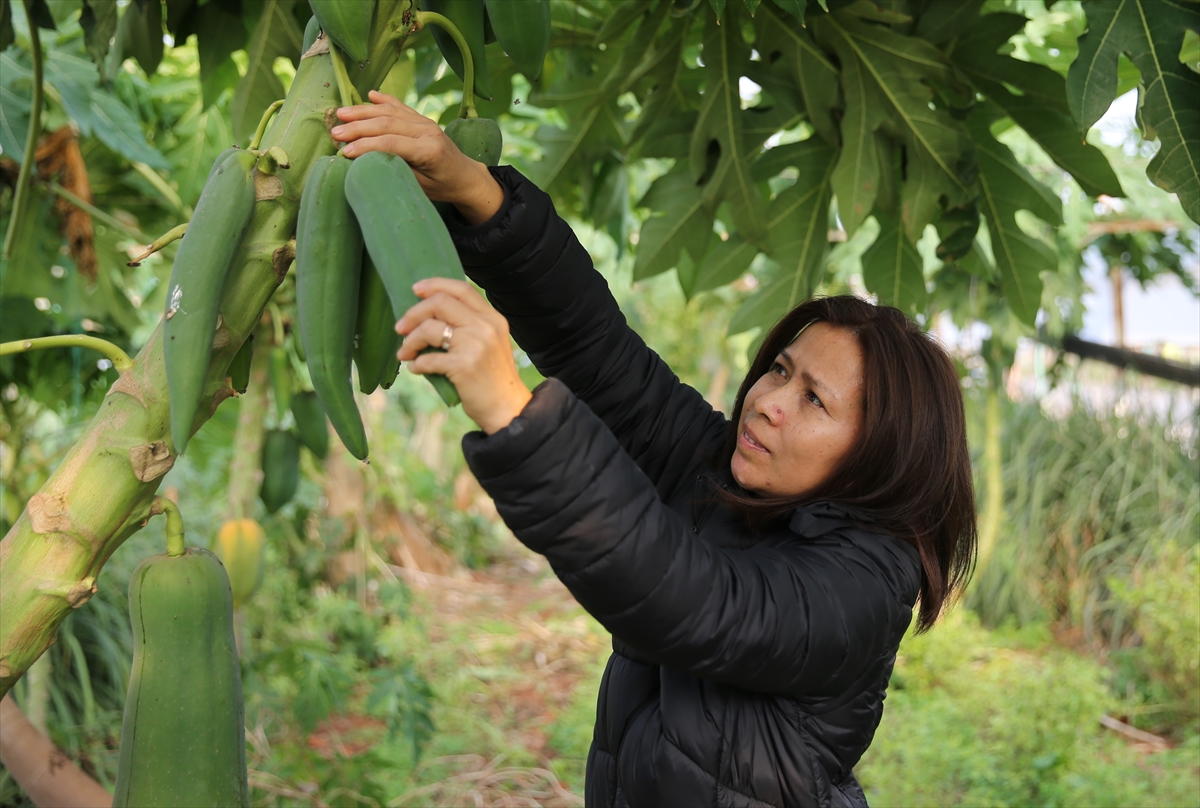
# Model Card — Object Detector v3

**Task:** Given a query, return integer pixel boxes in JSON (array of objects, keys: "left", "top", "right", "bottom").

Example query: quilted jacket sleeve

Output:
[
  {"left": 443, "top": 167, "right": 727, "bottom": 501},
  {"left": 462, "top": 379, "right": 923, "bottom": 699}
]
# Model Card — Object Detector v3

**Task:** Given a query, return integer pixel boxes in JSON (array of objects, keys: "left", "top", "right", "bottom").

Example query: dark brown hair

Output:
[{"left": 720, "top": 296, "right": 976, "bottom": 631}]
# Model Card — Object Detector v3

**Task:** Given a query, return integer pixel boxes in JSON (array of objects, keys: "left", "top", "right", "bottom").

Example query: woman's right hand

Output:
[{"left": 332, "top": 90, "right": 504, "bottom": 225}]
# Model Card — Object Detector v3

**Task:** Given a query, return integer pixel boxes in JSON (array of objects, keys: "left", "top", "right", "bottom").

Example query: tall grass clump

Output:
[{"left": 967, "top": 391, "right": 1199, "bottom": 651}]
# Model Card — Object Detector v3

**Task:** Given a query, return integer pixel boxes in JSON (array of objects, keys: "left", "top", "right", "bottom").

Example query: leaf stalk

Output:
[
  {"left": 3, "top": 0, "right": 44, "bottom": 261},
  {"left": 413, "top": 11, "right": 476, "bottom": 118},
  {"left": 0, "top": 335, "right": 134, "bottom": 372}
]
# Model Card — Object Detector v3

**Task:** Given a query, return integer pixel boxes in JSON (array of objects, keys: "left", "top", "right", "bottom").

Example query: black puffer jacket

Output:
[{"left": 446, "top": 167, "right": 922, "bottom": 808}]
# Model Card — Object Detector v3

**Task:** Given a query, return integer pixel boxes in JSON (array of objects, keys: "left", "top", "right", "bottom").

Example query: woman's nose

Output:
[{"left": 753, "top": 387, "right": 787, "bottom": 424}]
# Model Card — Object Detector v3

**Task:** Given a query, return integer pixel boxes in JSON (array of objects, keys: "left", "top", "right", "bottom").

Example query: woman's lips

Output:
[{"left": 739, "top": 427, "right": 769, "bottom": 454}]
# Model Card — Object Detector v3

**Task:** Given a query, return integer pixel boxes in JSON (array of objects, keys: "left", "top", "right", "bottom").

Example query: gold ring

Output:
[{"left": 440, "top": 324, "right": 454, "bottom": 351}]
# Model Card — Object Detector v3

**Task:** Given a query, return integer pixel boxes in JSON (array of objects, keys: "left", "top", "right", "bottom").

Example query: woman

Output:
[{"left": 334, "top": 92, "right": 976, "bottom": 808}]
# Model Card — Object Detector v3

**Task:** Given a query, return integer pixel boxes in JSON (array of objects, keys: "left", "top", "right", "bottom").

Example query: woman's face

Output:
[{"left": 731, "top": 322, "right": 865, "bottom": 497}]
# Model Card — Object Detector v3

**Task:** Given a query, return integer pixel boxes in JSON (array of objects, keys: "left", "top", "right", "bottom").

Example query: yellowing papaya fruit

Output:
[
  {"left": 260, "top": 429, "right": 300, "bottom": 514},
  {"left": 165, "top": 149, "right": 257, "bottom": 454},
  {"left": 213, "top": 519, "right": 266, "bottom": 608},
  {"left": 424, "top": 0, "right": 493, "bottom": 101},
  {"left": 354, "top": 253, "right": 403, "bottom": 395},
  {"left": 444, "top": 116, "right": 502, "bottom": 166},
  {"left": 309, "top": 0, "right": 375, "bottom": 64},
  {"left": 345, "top": 151, "right": 465, "bottom": 406},
  {"left": 295, "top": 154, "right": 369, "bottom": 460},
  {"left": 291, "top": 390, "right": 330, "bottom": 459},
  {"left": 112, "top": 548, "right": 248, "bottom": 807},
  {"left": 484, "top": 0, "right": 550, "bottom": 80}
]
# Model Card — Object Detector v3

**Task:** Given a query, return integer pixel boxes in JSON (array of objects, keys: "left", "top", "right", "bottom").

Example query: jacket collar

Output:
[{"left": 788, "top": 501, "right": 871, "bottom": 539}]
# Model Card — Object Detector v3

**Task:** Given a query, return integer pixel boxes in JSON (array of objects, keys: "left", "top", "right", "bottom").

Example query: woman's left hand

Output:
[{"left": 396, "top": 278, "right": 532, "bottom": 435}]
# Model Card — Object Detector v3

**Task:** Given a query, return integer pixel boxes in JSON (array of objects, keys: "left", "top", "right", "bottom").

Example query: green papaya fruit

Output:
[
  {"left": 260, "top": 429, "right": 301, "bottom": 514},
  {"left": 345, "top": 151, "right": 465, "bottom": 407},
  {"left": 112, "top": 548, "right": 248, "bottom": 808},
  {"left": 269, "top": 346, "right": 292, "bottom": 421},
  {"left": 165, "top": 149, "right": 257, "bottom": 454},
  {"left": 484, "top": 0, "right": 550, "bottom": 79},
  {"left": 444, "top": 115, "right": 502, "bottom": 166},
  {"left": 354, "top": 252, "right": 403, "bottom": 395},
  {"left": 228, "top": 333, "right": 253, "bottom": 394},
  {"left": 295, "top": 154, "right": 369, "bottom": 460},
  {"left": 291, "top": 390, "right": 330, "bottom": 459},
  {"left": 309, "top": 0, "right": 375, "bottom": 64},
  {"left": 424, "top": 0, "right": 493, "bottom": 101}
]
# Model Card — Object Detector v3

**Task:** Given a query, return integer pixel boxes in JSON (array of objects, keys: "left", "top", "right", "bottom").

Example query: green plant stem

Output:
[
  {"left": 127, "top": 223, "right": 187, "bottom": 266},
  {"left": 329, "top": 45, "right": 360, "bottom": 109},
  {"left": 153, "top": 497, "right": 185, "bottom": 557},
  {"left": 2, "top": 1, "right": 44, "bottom": 261},
  {"left": 0, "top": 335, "right": 133, "bottom": 372},
  {"left": 249, "top": 100, "right": 285, "bottom": 151},
  {"left": 414, "top": 11, "right": 476, "bottom": 118},
  {"left": 44, "top": 181, "right": 154, "bottom": 244}
]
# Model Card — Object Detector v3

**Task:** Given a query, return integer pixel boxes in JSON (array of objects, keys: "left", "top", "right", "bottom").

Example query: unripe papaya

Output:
[
  {"left": 354, "top": 253, "right": 402, "bottom": 395},
  {"left": 165, "top": 149, "right": 257, "bottom": 454},
  {"left": 213, "top": 519, "right": 266, "bottom": 608},
  {"left": 228, "top": 333, "right": 253, "bottom": 394},
  {"left": 269, "top": 346, "right": 292, "bottom": 420},
  {"left": 424, "top": 0, "right": 493, "bottom": 101},
  {"left": 444, "top": 116, "right": 502, "bottom": 166},
  {"left": 295, "top": 154, "right": 369, "bottom": 460},
  {"left": 260, "top": 429, "right": 301, "bottom": 514},
  {"left": 291, "top": 390, "right": 330, "bottom": 459},
  {"left": 345, "top": 151, "right": 465, "bottom": 406},
  {"left": 309, "top": 0, "right": 375, "bottom": 64},
  {"left": 113, "top": 548, "right": 248, "bottom": 807},
  {"left": 484, "top": 0, "right": 550, "bottom": 80}
]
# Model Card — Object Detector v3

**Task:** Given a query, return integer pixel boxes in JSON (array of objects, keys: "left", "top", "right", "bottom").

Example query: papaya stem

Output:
[
  {"left": 249, "top": 100, "right": 285, "bottom": 150},
  {"left": 152, "top": 497, "right": 186, "bottom": 557},
  {"left": 2, "top": 1, "right": 44, "bottom": 261},
  {"left": 0, "top": 336, "right": 133, "bottom": 372},
  {"left": 329, "top": 45, "right": 361, "bottom": 108},
  {"left": 127, "top": 223, "right": 187, "bottom": 266},
  {"left": 413, "top": 11, "right": 476, "bottom": 118}
]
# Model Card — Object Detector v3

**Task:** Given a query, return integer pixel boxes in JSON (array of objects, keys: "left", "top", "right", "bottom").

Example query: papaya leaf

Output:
[
  {"left": 80, "top": 0, "right": 118, "bottom": 80},
  {"left": 110, "top": 0, "right": 165, "bottom": 77},
  {"left": 231, "top": 0, "right": 303, "bottom": 145},
  {"left": 1182, "top": 28, "right": 1200, "bottom": 74},
  {"left": 693, "top": 235, "right": 757, "bottom": 294},
  {"left": 816, "top": 13, "right": 975, "bottom": 243},
  {"left": 169, "top": 101, "right": 235, "bottom": 207},
  {"left": 1067, "top": 0, "right": 1200, "bottom": 222},
  {"left": 773, "top": 0, "right": 807, "bottom": 22},
  {"left": 195, "top": 0, "right": 245, "bottom": 107},
  {"left": 593, "top": 0, "right": 651, "bottom": 46},
  {"left": 969, "top": 114, "right": 1061, "bottom": 327},
  {"left": 690, "top": 6, "right": 768, "bottom": 243},
  {"left": 840, "top": 0, "right": 910, "bottom": 24},
  {"left": 830, "top": 45, "right": 887, "bottom": 236},
  {"left": 627, "top": 17, "right": 690, "bottom": 150},
  {"left": 754, "top": 3, "right": 841, "bottom": 146},
  {"left": 861, "top": 211, "right": 927, "bottom": 314},
  {"left": 709, "top": 0, "right": 726, "bottom": 18},
  {"left": 745, "top": 0, "right": 761, "bottom": 16},
  {"left": 634, "top": 168, "right": 713, "bottom": 281},
  {"left": 955, "top": 14, "right": 1123, "bottom": 198},
  {"left": 45, "top": 50, "right": 170, "bottom": 168},
  {"left": 27, "top": 0, "right": 54, "bottom": 30},
  {"left": 914, "top": 0, "right": 984, "bottom": 45},
  {"left": 0, "top": 51, "right": 31, "bottom": 162}
]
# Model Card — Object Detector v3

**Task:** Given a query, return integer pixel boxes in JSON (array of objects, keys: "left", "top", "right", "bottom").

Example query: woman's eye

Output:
[
  {"left": 771, "top": 362, "right": 787, "bottom": 377},
  {"left": 807, "top": 390, "right": 824, "bottom": 409}
]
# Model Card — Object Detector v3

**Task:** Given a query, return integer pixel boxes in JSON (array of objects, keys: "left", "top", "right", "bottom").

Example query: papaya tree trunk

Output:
[{"left": 0, "top": 2, "right": 413, "bottom": 695}]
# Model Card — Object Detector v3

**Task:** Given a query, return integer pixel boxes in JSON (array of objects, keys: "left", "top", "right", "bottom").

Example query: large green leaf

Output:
[
  {"left": 45, "top": 51, "right": 170, "bottom": 168},
  {"left": 80, "top": 0, "right": 118, "bottom": 79},
  {"left": 861, "top": 211, "right": 926, "bottom": 314},
  {"left": 969, "top": 115, "right": 1061, "bottom": 327},
  {"left": 1067, "top": 0, "right": 1200, "bottom": 222},
  {"left": 690, "top": 6, "right": 768, "bottom": 244},
  {"left": 954, "top": 13, "right": 1123, "bottom": 198},
  {"left": 728, "top": 138, "right": 837, "bottom": 335},
  {"left": 815, "top": 13, "right": 975, "bottom": 243},
  {"left": 109, "top": 0, "right": 165, "bottom": 77},
  {"left": 753, "top": 3, "right": 841, "bottom": 146},
  {"left": 195, "top": 0, "right": 246, "bottom": 107},
  {"left": 0, "top": 50, "right": 31, "bottom": 162},
  {"left": 633, "top": 168, "right": 713, "bottom": 281},
  {"left": 829, "top": 42, "right": 887, "bottom": 237},
  {"left": 691, "top": 235, "right": 757, "bottom": 295},
  {"left": 231, "top": 0, "right": 303, "bottom": 145}
]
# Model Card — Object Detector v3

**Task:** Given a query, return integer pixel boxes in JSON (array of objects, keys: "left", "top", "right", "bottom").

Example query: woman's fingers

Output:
[
  {"left": 414, "top": 278, "right": 493, "bottom": 314},
  {"left": 397, "top": 318, "right": 461, "bottom": 361},
  {"left": 397, "top": 292, "right": 485, "bottom": 339}
]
